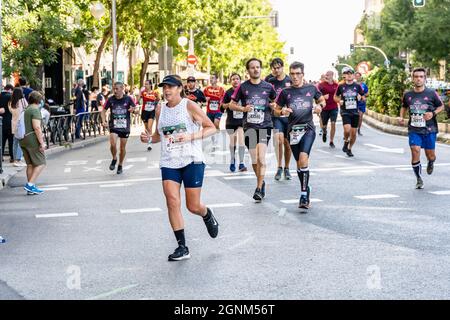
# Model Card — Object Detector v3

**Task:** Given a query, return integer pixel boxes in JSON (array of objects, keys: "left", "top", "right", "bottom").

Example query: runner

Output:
[
  {"left": 140, "top": 80, "right": 161, "bottom": 151},
  {"left": 221, "top": 73, "right": 247, "bottom": 172},
  {"left": 275, "top": 62, "right": 325, "bottom": 209},
  {"left": 355, "top": 72, "right": 369, "bottom": 136},
  {"left": 398, "top": 67, "right": 444, "bottom": 189},
  {"left": 318, "top": 70, "right": 339, "bottom": 148},
  {"left": 101, "top": 82, "right": 138, "bottom": 174},
  {"left": 231, "top": 58, "right": 277, "bottom": 202},
  {"left": 139, "top": 75, "right": 218, "bottom": 261},
  {"left": 185, "top": 76, "right": 207, "bottom": 105},
  {"left": 267, "top": 58, "right": 292, "bottom": 181},
  {"left": 334, "top": 67, "right": 365, "bottom": 157},
  {"left": 203, "top": 74, "right": 225, "bottom": 149}
]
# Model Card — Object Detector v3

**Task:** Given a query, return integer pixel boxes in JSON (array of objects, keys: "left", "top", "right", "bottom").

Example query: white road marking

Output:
[
  {"left": 41, "top": 177, "right": 162, "bottom": 188},
  {"left": 228, "top": 235, "right": 254, "bottom": 250},
  {"left": 361, "top": 161, "right": 382, "bottom": 167},
  {"left": 120, "top": 208, "right": 162, "bottom": 214},
  {"left": 364, "top": 143, "right": 404, "bottom": 154},
  {"left": 86, "top": 284, "right": 139, "bottom": 300},
  {"left": 122, "top": 165, "right": 134, "bottom": 170},
  {"left": 316, "top": 149, "right": 331, "bottom": 154},
  {"left": 335, "top": 155, "right": 350, "bottom": 159},
  {"left": 126, "top": 157, "right": 147, "bottom": 163},
  {"left": 321, "top": 205, "right": 415, "bottom": 211},
  {"left": 354, "top": 194, "right": 400, "bottom": 200},
  {"left": 395, "top": 167, "right": 412, "bottom": 171},
  {"left": 428, "top": 190, "right": 450, "bottom": 195},
  {"left": 96, "top": 159, "right": 110, "bottom": 165},
  {"left": 340, "top": 169, "right": 374, "bottom": 175},
  {"left": 83, "top": 166, "right": 102, "bottom": 172},
  {"left": 64, "top": 168, "right": 72, "bottom": 173},
  {"left": 223, "top": 175, "right": 255, "bottom": 180},
  {"left": 65, "top": 160, "right": 88, "bottom": 166},
  {"left": 207, "top": 203, "right": 243, "bottom": 208},
  {"left": 280, "top": 199, "right": 322, "bottom": 204},
  {"left": 40, "top": 187, "right": 68, "bottom": 191},
  {"left": 35, "top": 212, "right": 78, "bottom": 219},
  {"left": 100, "top": 183, "right": 133, "bottom": 188}
]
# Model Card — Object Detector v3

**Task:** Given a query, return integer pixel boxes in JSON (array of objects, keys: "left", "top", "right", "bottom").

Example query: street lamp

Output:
[{"left": 90, "top": 1, "right": 117, "bottom": 82}]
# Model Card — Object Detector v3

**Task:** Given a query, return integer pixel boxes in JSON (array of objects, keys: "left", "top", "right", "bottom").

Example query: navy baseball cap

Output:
[{"left": 158, "top": 75, "right": 183, "bottom": 87}]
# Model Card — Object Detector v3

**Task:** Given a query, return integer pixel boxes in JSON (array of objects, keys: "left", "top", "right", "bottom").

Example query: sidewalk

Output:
[{"left": 0, "top": 134, "right": 109, "bottom": 191}]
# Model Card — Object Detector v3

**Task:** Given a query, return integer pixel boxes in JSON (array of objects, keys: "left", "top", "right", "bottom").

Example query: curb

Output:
[
  {"left": 363, "top": 111, "right": 450, "bottom": 145},
  {"left": 0, "top": 135, "right": 108, "bottom": 191}
]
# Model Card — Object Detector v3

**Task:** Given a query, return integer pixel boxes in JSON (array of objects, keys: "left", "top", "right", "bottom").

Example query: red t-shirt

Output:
[
  {"left": 318, "top": 81, "right": 339, "bottom": 111},
  {"left": 204, "top": 86, "right": 225, "bottom": 114},
  {"left": 141, "top": 90, "right": 160, "bottom": 112}
]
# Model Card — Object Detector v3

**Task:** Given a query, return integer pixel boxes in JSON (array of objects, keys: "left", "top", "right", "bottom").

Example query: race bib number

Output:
[
  {"left": 411, "top": 113, "right": 426, "bottom": 128},
  {"left": 145, "top": 101, "right": 156, "bottom": 111},
  {"left": 162, "top": 124, "right": 188, "bottom": 153},
  {"left": 289, "top": 124, "right": 307, "bottom": 145},
  {"left": 247, "top": 106, "right": 265, "bottom": 124},
  {"left": 113, "top": 117, "right": 127, "bottom": 129},
  {"left": 345, "top": 98, "right": 357, "bottom": 110},
  {"left": 233, "top": 110, "right": 244, "bottom": 119},
  {"left": 209, "top": 101, "right": 220, "bottom": 111}
]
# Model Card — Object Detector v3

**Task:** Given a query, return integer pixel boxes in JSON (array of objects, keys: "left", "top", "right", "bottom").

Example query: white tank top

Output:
[{"left": 158, "top": 98, "right": 205, "bottom": 169}]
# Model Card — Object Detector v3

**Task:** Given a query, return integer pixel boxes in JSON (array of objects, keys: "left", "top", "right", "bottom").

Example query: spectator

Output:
[
  {"left": 74, "top": 79, "right": 86, "bottom": 139},
  {"left": 18, "top": 78, "right": 33, "bottom": 102},
  {"left": 90, "top": 87, "right": 100, "bottom": 112},
  {"left": 20, "top": 91, "right": 47, "bottom": 195},
  {"left": 0, "top": 84, "right": 14, "bottom": 163},
  {"left": 8, "top": 87, "right": 28, "bottom": 167}
]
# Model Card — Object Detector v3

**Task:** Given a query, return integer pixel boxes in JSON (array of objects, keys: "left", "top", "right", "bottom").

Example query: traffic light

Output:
[
  {"left": 350, "top": 44, "right": 355, "bottom": 53},
  {"left": 413, "top": 0, "right": 425, "bottom": 7}
]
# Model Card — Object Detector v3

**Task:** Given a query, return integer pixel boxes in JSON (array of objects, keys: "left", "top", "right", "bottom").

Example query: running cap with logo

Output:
[
  {"left": 342, "top": 67, "right": 355, "bottom": 74},
  {"left": 187, "top": 76, "right": 196, "bottom": 82},
  {"left": 158, "top": 75, "right": 183, "bottom": 87}
]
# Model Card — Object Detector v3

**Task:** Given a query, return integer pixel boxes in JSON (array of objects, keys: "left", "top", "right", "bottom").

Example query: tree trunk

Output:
[
  {"left": 140, "top": 47, "right": 151, "bottom": 89},
  {"left": 93, "top": 28, "right": 112, "bottom": 88},
  {"left": 128, "top": 48, "right": 133, "bottom": 86}
]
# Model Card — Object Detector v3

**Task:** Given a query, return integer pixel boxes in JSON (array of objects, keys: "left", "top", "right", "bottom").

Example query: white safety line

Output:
[
  {"left": 41, "top": 177, "right": 162, "bottom": 188},
  {"left": 316, "top": 149, "right": 331, "bottom": 154},
  {"left": 120, "top": 208, "right": 162, "bottom": 214},
  {"left": 65, "top": 160, "right": 88, "bottom": 166},
  {"left": 35, "top": 212, "right": 78, "bottom": 219},
  {"left": 100, "top": 183, "right": 133, "bottom": 188},
  {"left": 207, "top": 203, "right": 243, "bottom": 208},
  {"left": 395, "top": 167, "right": 412, "bottom": 171},
  {"left": 122, "top": 165, "right": 134, "bottom": 170},
  {"left": 40, "top": 187, "right": 69, "bottom": 191},
  {"left": 126, "top": 157, "right": 147, "bottom": 163},
  {"left": 428, "top": 190, "right": 450, "bottom": 195},
  {"left": 64, "top": 168, "right": 72, "bottom": 173},
  {"left": 339, "top": 169, "right": 374, "bottom": 175},
  {"left": 223, "top": 176, "right": 256, "bottom": 180},
  {"left": 354, "top": 194, "right": 400, "bottom": 200},
  {"left": 280, "top": 199, "right": 323, "bottom": 204},
  {"left": 96, "top": 159, "right": 110, "bottom": 165}
]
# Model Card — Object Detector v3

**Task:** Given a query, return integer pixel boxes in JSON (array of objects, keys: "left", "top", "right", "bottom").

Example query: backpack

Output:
[{"left": 15, "top": 110, "right": 26, "bottom": 140}]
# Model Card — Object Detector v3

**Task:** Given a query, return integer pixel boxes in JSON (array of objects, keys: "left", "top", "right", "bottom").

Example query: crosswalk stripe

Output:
[
  {"left": 428, "top": 190, "right": 450, "bottom": 195},
  {"left": 354, "top": 194, "right": 399, "bottom": 200},
  {"left": 223, "top": 176, "right": 255, "bottom": 180},
  {"left": 36, "top": 212, "right": 78, "bottom": 219},
  {"left": 280, "top": 199, "right": 322, "bottom": 204},
  {"left": 340, "top": 169, "right": 373, "bottom": 175},
  {"left": 208, "top": 203, "right": 243, "bottom": 208},
  {"left": 120, "top": 208, "right": 162, "bottom": 214},
  {"left": 126, "top": 157, "right": 147, "bottom": 163},
  {"left": 40, "top": 187, "right": 68, "bottom": 191}
]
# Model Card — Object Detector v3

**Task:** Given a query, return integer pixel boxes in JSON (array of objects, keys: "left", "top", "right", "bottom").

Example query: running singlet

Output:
[
  {"left": 335, "top": 83, "right": 365, "bottom": 115},
  {"left": 222, "top": 87, "right": 244, "bottom": 127},
  {"left": 185, "top": 89, "right": 207, "bottom": 103},
  {"left": 402, "top": 88, "right": 443, "bottom": 134},
  {"left": 104, "top": 95, "right": 136, "bottom": 132},
  {"left": 276, "top": 84, "right": 322, "bottom": 144},
  {"left": 231, "top": 80, "right": 277, "bottom": 129},
  {"left": 141, "top": 90, "right": 159, "bottom": 112},
  {"left": 204, "top": 86, "right": 225, "bottom": 113}
]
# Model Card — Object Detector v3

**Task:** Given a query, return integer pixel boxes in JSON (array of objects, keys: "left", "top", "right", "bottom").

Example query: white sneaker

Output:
[{"left": 13, "top": 161, "right": 27, "bottom": 167}]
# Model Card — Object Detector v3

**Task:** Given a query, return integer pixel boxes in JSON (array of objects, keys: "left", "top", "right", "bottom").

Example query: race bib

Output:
[
  {"left": 113, "top": 117, "right": 127, "bottom": 129},
  {"left": 233, "top": 110, "right": 244, "bottom": 119},
  {"left": 345, "top": 98, "right": 357, "bottom": 110},
  {"left": 145, "top": 101, "right": 156, "bottom": 112},
  {"left": 411, "top": 113, "right": 426, "bottom": 128},
  {"left": 162, "top": 124, "right": 188, "bottom": 153},
  {"left": 289, "top": 124, "right": 307, "bottom": 145},
  {"left": 247, "top": 105, "right": 265, "bottom": 124},
  {"left": 209, "top": 101, "right": 220, "bottom": 111}
]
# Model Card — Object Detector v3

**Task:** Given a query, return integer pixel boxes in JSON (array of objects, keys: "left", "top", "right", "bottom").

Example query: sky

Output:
[{"left": 270, "top": 0, "right": 365, "bottom": 80}]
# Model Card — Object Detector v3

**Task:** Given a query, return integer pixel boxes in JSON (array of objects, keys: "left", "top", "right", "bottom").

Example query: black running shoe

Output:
[
  {"left": 117, "top": 165, "right": 123, "bottom": 174},
  {"left": 329, "top": 142, "right": 336, "bottom": 149},
  {"left": 204, "top": 207, "right": 219, "bottom": 238},
  {"left": 253, "top": 188, "right": 263, "bottom": 202},
  {"left": 416, "top": 177, "right": 424, "bottom": 189},
  {"left": 168, "top": 245, "right": 190, "bottom": 261},
  {"left": 284, "top": 168, "right": 292, "bottom": 180},
  {"left": 109, "top": 159, "right": 117, "bottom": 171},
  {"left": 274, "top": 167, "right": 282, "bottom": 181},
  {"left": 346, "top": 149, "right": 354, "bottom": 157},
  {"left": 147, "top": 145, "right": 152, "bottom": 151},
  {"left": 261, "top": 181, "right": 266, "bottom": 198},
  {"left": 342, "top": 141, "right": 349, "bottom": 153},
  {"left": 358, "top": 129, "right": 363, "bottom": 136},
  {"left": 299, "top": 195, "right": 310, "bottom": 209},
  {"left": 322, "top": 129, "right": 327, "bottom": 143},
  {"left": 427, "top": 161, "right": 434, "bottom": 175}
]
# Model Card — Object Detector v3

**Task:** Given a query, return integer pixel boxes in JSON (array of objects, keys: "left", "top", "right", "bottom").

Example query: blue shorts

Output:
[
  {"left": 358, "top": 104, "right": 366, "bottom": 113},
  {"left": 408, "top": 132, "right": 437, "bottom": 150},
  {"left": 273, "top": 116, "right": 289, "bottom": 136},
  {"left": 207, "top": 112, "right": 222, "bottom": 123},
  {"left": 161, "top": 162, "right": 205, "bottom": 188}
]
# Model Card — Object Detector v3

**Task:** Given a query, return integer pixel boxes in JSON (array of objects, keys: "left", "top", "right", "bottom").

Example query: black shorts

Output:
[
  {"left": 110, "top": 130, "right": 130, "bottom": 139},
  {"left": 226, "top": 124, "right": 243, "bottom": 132},
  {"left": 244, "top": 128, "right": 272, "bottom": 150},
  {"left": 342, "top": 114, "right": 360, "bottom": 128},
  {"left": 273, "top": 116, "right": 289, "bottom": 137},
  {"left": 288, "top": 128, "right": 316, "bottom": 160},
  {"left": 321, "top": 109, "right": 338, "bottom": 125},
  {"left": 141, "top": 110, "right": 156, "bottom": 123}
]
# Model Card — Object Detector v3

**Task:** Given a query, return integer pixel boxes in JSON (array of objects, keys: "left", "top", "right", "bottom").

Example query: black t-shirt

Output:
[
  {"left": 104, "top": 95, "right": 136, "bottom": 133},
  {"left": 231, "top": 80, "right": 277, "bottom": 129},
  {"left": 402, "top": 88, "right": 443, "bottom": 134},
  {"left": 335, "top": 83, "right": 365, "bottom": 115},
  {"left": 0, "top": 92, "right": 12, "bottom": 129},
  {"left": 222, "top": 87, "right": 244, "bottom": 127},
  {"left": 268, "top": 75, "right": 292, "bottom": 95},
  {"left": 185, "top": 89, "right": 206, "bottom": 103},
  {"left": 276, "top": 84, "right": 322, "bottom": 132}
]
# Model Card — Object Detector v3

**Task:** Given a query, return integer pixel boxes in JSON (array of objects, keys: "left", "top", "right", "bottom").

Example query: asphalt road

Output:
[{"left": 1, "top": 116, "right": 450, "bottom": 300}]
